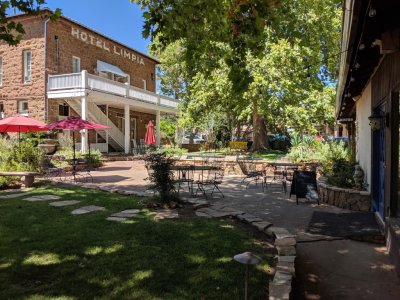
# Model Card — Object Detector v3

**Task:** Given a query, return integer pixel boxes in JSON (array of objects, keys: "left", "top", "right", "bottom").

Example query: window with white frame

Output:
[
  {"left": 23, "top": 50, "right": 32, "bottom": 83},
  {"left": 0, "top": 56, "right": 3, "bottom": 86},
  {"left": 72, "top": 56, "right": 81, "bottom": 73},
  {"left": 18, "top": 100, "right": 28, "bottom": 115}
]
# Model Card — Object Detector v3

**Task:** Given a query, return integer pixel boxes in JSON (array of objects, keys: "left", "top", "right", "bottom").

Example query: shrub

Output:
[
  {"left": 287, "top": 134, "right": 318, "bottom": 163},
  {"left": 326, "top": 159, "right": 355, "bottom": 188},
  {"left": 316, "top": 141, "right": 350, "bottom": 176},
  {"left": 287, "top": 134, "right": 356, "bottom": 188},
  {"left": 0, "top": 137, "right": 45, "bottom": 187},
  {"left": 55, "top": 149, "right": 103, "bottom": 168},
  {"left": 145, "top": 151, "right": 178, "bottom": 204}
]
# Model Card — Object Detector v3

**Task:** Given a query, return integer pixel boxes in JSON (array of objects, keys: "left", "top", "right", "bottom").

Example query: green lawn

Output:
[{"left": 0, "top": 187, "right": 272, "bottom": 299}]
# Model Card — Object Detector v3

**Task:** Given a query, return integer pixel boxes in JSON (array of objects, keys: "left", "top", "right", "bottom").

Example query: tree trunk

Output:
[{"left": 251, "top": 103, "right": 268, "bottom": 152}]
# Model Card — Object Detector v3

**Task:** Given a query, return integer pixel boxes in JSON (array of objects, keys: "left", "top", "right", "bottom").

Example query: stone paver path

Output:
[
  {"left": 154, "top": 209, "right": 179, "bottom": 220},
  {"left": 0, "top": 192, "right": 30, "bottom": 199},
  {"left": 107, "top": 209, "right": 141, "bottom": 222},
  {"left": 23, "top": 195, "right": 61, "bottom": 202},
  {"left": 71, "top": 205, "right": 105, "bottom": 215},
  {"left": 49, "top": 200, "right": 81, "bottom": 207},
  {"left": 106, "top": 216, "right": 128, "bottom": 222}
]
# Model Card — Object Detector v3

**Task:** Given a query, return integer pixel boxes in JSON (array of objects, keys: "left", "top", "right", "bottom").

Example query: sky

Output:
[{"left": 36, "top": 0, "right": 151, "bottom": 55}]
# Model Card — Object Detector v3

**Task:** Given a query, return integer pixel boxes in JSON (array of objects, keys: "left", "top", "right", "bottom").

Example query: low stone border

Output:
[
  {"left": 194, "top": 203, "right": 296, "bottom": 299},
  {"left": 318, "top": 177, "right": 370, "bottom": 211}
]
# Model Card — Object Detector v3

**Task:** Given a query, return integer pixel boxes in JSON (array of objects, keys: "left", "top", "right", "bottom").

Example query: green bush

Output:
[
  {"left": 287, "top": 133, "right": 318, "bottom": 163},
  {"left": 326, "top": 159, "right": 355, "bottom": 188},
  {"left": 55, "top": 149, "right": 103, "bottom": 168},
  {"left": 145, "top": 151, "right": 178, "bottom": 204},
  {"left": 161, "top": 146, "right": 188, "bottom": 155},
  {"left": 316, "top": 141, "right": 351, "bottom": 176},
  {"left": 287, "top": 134, "right": 355, "bottom": 188},
  {"left": 21, "top": 132, "right": 49, "bottom": 147},
  {"left": 0, "top": 137, "right": 45, "bottom": 187}
]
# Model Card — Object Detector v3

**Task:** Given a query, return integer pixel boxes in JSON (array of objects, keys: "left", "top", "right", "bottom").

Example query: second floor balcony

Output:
[{"left": 47, "top": 70, "right": 179, "bottom": 113}]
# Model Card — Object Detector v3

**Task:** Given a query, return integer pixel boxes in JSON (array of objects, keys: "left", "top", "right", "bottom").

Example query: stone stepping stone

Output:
[
  {"left": 49, "top": 200, "right": 81, "bottom": 207},
  {"left": 195, "top": 211, "right": 212, "bottom": 218},
  {"left": 110, "top": 209, "right": 140, "bottom": 218},
  {"left": 23, "top": 195, "right": 61, "bottom": 202},
  {"left": 71, "top": 205, "right": 105, "bottom": 215},
  {"left": 0, "top": 192, "right": 29, "bottom": 199},
  {"left": 195, "top": 207, "right": 234, "bottom": 218},
  {"left": 106, "top": 216, "right": 127, "bottom": 222},
  {"left": 237, "top": 213, "right": 263, "bottom": 223},
  {"left": 252, "top": 221, "right": 273, "bottom": 232},
  {"left": 154, "top": 209, "right": 179, "bottom": 220}
]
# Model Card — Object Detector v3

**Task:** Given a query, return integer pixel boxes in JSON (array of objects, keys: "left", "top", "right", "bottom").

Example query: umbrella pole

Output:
[
  {"left": 18, "top": 127, "right": 21, "bottom": 154},
  {"left": 72, "top": 131, "right": 76, "bottom": 181}
]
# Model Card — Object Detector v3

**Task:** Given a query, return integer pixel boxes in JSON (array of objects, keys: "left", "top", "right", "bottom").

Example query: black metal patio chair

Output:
[
  {"left": 236, "top": 157, "right": 264, "bottom": 188},
  {"left": 194, "top": 164, "right": 224, "bottom": 199}
]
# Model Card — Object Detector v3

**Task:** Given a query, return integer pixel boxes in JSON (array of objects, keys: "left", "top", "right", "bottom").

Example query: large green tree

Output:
[
  {"left": 0, "top": 0, "right": 60, "bottom": 46},
  {"left": 135, "top": 0, "right": 341, "bottom": 150}
]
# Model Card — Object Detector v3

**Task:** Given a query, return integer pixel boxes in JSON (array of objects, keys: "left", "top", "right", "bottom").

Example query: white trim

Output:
[
  {"left": 142, "top": 79, "right": 147, "bottom": 90},
  {"left": 72, "top": 56, "right": 81, "bottom": 73},
  {"left": 23, "top": 50, "right": 32, "bottom": 83},
  {"left": 18, "top": 100, "right": 29, "bottom": 115}
]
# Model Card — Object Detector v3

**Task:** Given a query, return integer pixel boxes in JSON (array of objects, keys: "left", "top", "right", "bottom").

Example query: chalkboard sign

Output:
[{"left": 289, "top": 171, "right": 317, "bottom": 204}]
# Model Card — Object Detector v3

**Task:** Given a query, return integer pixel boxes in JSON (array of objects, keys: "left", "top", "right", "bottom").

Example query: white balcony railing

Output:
[{"left": 47, "top": 71, "right": 179, "bottom": 110}]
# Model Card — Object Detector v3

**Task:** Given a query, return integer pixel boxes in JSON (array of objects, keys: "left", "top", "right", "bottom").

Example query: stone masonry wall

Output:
[
  {"left": 0, "top": 13, "right": 158, "bottom": 123},
  {"left": 45, "top": 18, "right": 157, "bottom": 92},
  {"left": 318, "top": 177, "right": 371, "bottom": 211},
  {"left": 0, "top": 15, "right": 46, "bottom": 121}
]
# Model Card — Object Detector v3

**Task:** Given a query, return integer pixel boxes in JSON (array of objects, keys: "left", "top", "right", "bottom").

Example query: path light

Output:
[{"left": 233, "top": 251, "right": 262, "bottom": 300}]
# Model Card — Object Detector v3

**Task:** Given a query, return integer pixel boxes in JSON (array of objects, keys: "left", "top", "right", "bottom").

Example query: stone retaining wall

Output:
[{"left": 318, "top": 178, "right": 371, "bottom": 211}]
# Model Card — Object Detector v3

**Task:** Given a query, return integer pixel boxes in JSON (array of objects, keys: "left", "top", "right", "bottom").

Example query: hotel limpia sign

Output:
[{"left": 71, "top": 27, "right": 145, "bottom": 65}]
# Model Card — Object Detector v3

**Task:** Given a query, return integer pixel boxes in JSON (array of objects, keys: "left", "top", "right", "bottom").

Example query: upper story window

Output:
[
  {"left": 72, "top": 56, "right": 81, "bottom": 73},
  {"left": 18, "top": 100, "right": 28, "bottom": 116},
  {"left": 23, "top": 50, "right": 32, "bottom": 83}
]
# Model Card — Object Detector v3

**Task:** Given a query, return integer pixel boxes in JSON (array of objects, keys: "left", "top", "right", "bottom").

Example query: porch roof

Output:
[{"left": 336, "top": 0, "right": 400, "bottom": 121}]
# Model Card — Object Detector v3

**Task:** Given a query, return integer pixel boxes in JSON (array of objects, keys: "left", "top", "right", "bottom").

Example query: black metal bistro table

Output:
[
  {"left": 264, "top": 162, "right": 301, "bottom": 192},
  {"left": 170, "top": 165, "right": 222, "bottom": 197}
]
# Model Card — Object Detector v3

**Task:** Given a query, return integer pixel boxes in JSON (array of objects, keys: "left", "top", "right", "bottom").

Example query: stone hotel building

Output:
[{"left": 0, "top": 10, "right": 178, "bottom": 153}]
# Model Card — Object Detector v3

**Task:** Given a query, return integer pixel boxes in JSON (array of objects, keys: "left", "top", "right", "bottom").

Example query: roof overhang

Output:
[{"left": 336, "top": 0, "right": 400, "bottom": 121}]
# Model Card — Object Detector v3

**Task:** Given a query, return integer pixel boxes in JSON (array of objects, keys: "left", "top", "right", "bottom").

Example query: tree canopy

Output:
[
  {"left": 134, "top": 0, "right": 341, "bottom": 150},
  {"left": 0, "top": 1, "right": 61, "bottom": 45}
]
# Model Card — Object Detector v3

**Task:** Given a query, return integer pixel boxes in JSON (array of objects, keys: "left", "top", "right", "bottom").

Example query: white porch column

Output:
[
  {"left": 156, "top": 110, "right": 161, "bottom": 146},
  {"left": 80, "top": 95, "right": 88, "bottom": 153},
  {"left": 124, "top": 104, "right": 130, "bottom": 154}
]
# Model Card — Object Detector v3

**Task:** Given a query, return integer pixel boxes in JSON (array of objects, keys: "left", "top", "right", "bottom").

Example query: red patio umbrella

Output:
[
  {"left": 44, "top": 117, "right": 110, "bottom": 177},
  {"left": 0, "top": 114, "right": 47, "bottom": 133},
  {"left": 0, "top": 114, "right": 47, "bottom": 149},
  {"left": 145, "top": 120, "right": 156, "bottom": 145}
]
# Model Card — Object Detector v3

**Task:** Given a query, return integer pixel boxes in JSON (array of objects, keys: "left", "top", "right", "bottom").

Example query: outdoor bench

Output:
[{"left": 0, "top": 171, "right": 40, "bottom": 187}]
